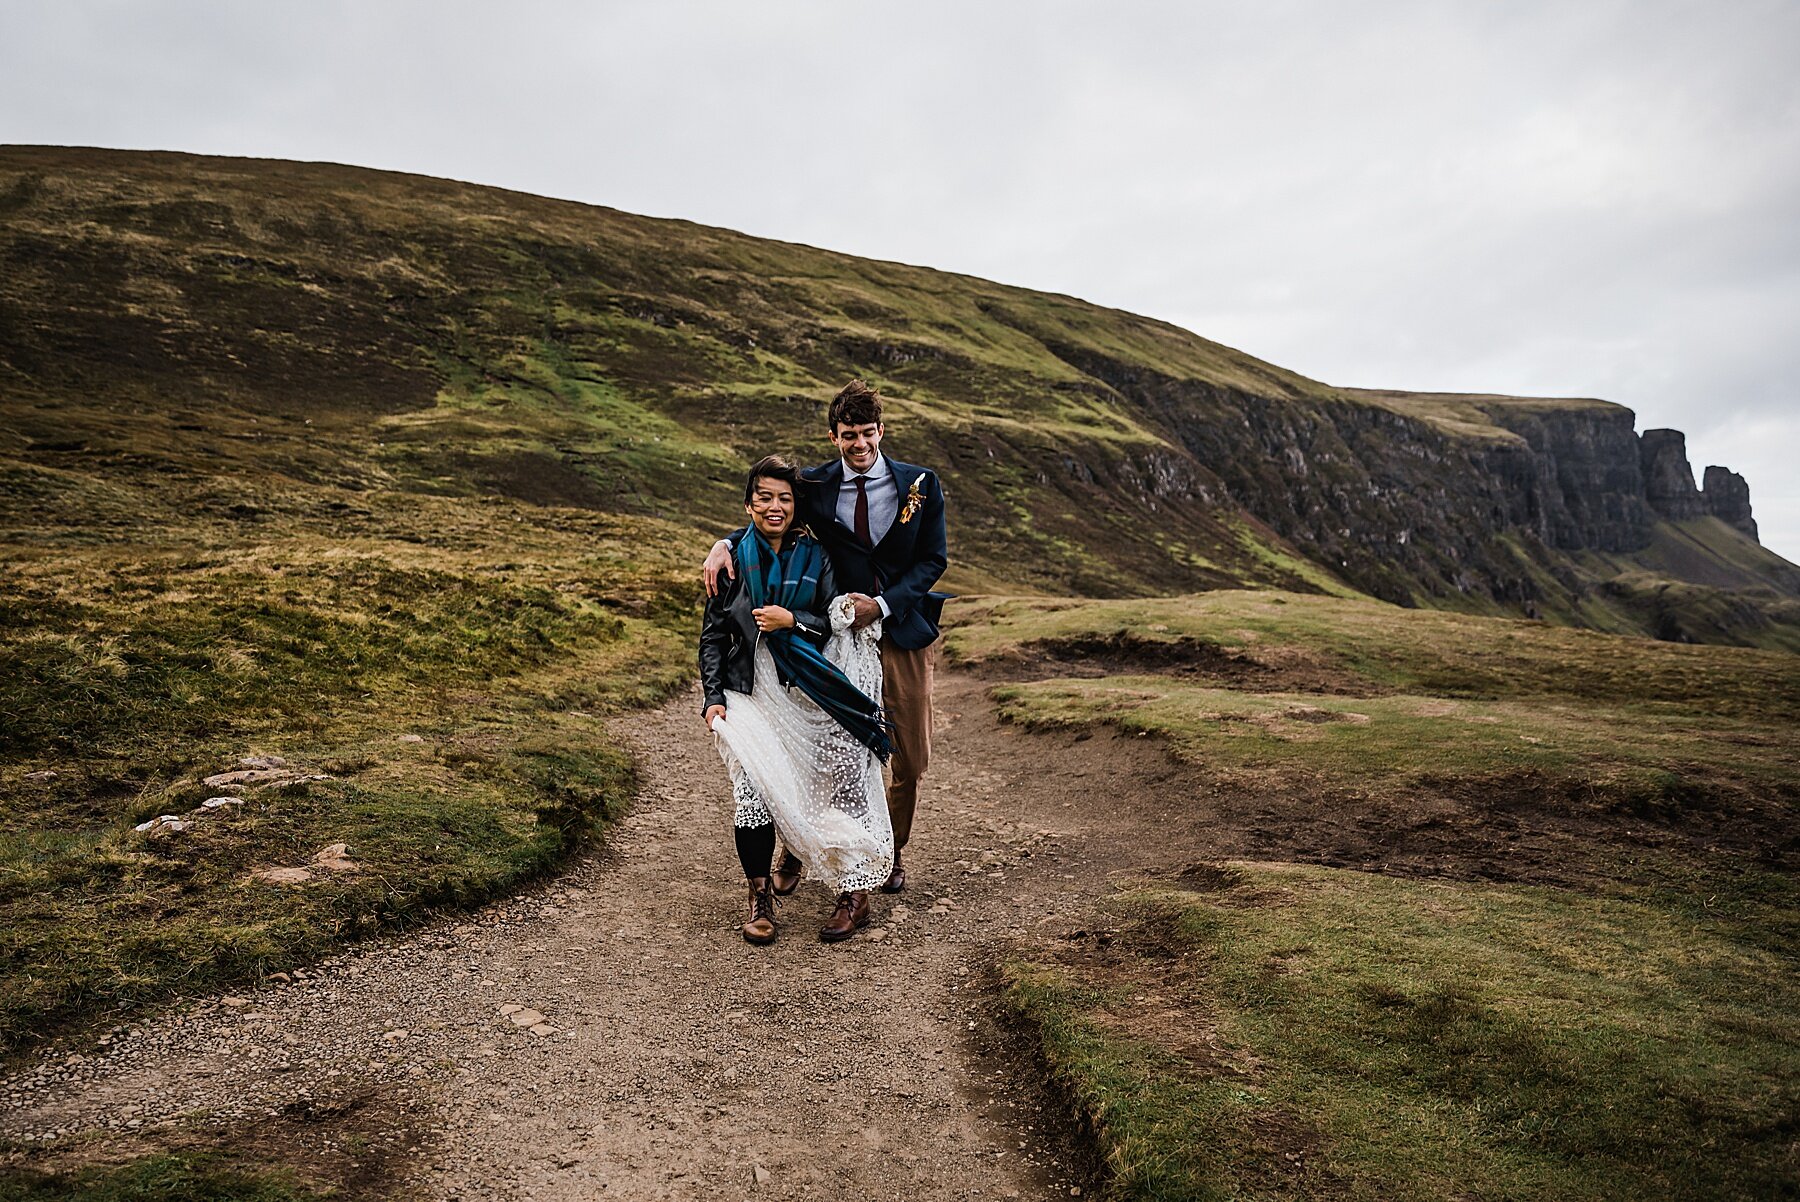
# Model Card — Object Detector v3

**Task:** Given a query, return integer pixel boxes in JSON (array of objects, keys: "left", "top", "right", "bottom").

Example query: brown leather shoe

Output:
[
  {"left": 770, "top": 851, "right": 803, "bottom": 896},
  {"left": 818, "top": 890, "right": 870, "bottom": 943},
  {"left": 879, "top": 851, "right": 907, "bottom": 894},
  {"left": 742, "top": 877, "right": 778, "bottom": 945}
]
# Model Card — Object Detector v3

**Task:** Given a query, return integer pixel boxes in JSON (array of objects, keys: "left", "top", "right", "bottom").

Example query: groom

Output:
[{"left": 704, "top": 379, "right": 948, "bottom": 894}]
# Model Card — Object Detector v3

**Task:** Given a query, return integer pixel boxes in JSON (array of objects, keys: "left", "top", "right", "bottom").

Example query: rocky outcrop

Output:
[
  {"left": 1702, "top": 466, "right": 1758, "bottom": 540},
  {"left": 1036, "top": 346, "right": 1779, "bottom": 614},
  {"left": 1639, "top": 429, "right": 1707, "bottom": 522},
  {"left": 1637, "top": 430, "right": 1760, "bottom": 543},
  {"left": 1478, "top": 405, "right": 1654, "bottom": 553}
]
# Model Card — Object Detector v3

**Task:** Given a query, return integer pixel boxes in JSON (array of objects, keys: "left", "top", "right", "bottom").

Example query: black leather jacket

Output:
[{"left": 699, "top": 541, "right": 836, "bottom": 712}]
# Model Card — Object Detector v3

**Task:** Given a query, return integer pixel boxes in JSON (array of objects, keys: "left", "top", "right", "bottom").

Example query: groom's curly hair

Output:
[
  {"left": 828, "top": 379, "right": 884, "bottom": 431},
  {"left": 743, "top": 453, "right": 800, "bottom": 504}
]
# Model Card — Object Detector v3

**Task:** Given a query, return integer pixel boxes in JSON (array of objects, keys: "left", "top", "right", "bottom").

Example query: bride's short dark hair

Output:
[{"left": 743, "top": 454, "right": 800, "bottom": 504}]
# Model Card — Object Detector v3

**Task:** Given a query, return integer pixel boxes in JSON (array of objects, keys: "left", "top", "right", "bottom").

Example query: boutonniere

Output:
[{"left": 898, "top": 476, "right": 926, "bottom": 525}]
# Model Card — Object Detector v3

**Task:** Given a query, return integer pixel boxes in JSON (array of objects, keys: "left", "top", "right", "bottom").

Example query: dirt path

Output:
[{"left": 1, "top": 671, "right": 1205, "bottom": 1200}]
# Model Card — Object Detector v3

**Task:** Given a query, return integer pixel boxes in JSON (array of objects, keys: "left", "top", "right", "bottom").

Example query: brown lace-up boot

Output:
[
  {"left": 770, "top": 851, "right": 803, "bottom": 896},
  {"left": 742, "top": 877, "right": 778, "bottom": 945},
  {"left": 818, "top": 890, "right": 870, "bottom": 943}
]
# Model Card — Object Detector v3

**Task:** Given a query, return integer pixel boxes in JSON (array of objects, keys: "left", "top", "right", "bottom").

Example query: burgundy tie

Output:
[{"left": 853, "top": 475, "right": 872, "bottom": 547}]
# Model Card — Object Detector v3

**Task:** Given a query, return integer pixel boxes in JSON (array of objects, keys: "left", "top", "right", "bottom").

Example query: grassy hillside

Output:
[
  {"left": 0, "top": 144, "right": 1345, "bottom": 600},
  {"left": 953, "top": 591, "right": 1798, "bottom": 1199},
  {"left": 4, "top": 146, "right": 1793, "bottom": 623}
]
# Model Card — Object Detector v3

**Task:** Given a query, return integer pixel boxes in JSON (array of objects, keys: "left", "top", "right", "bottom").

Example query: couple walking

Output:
[{"left": 699, "top": 380, "right": 948, "bottom": 944}]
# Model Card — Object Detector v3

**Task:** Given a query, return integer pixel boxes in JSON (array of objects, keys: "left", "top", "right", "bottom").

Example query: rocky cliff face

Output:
[
  {"left": 1640, "top": 429, "right": 1708, "bottom": 521},
  {"left": 1051, "top": 348, "right": 1777, "bottom": 617},
  {"left": 1703, "top": 465, "right": 1758, "bottom": 539},
  {"left": 1639, "top": 428, "right": 1760, "bottom": 538},
  {"left": 1476, "top": 405, "right": 1654, "bottom": 553}
]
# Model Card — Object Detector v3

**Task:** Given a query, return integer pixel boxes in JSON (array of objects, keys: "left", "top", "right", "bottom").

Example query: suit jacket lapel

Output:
[
  {"left": 874, "top": 456, "right": 921, "bottom": 551},
  {"left": 803, "top": 458, "right": 849, "bottom": 538}
]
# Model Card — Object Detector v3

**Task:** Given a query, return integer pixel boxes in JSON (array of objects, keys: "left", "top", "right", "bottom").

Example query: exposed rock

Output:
[
  {"left": 1480, "top": 404, "right": 1653, "bottom": 552},
  {"left": 310, "top": 843, "right": 358, "bottom": 873},
  {"left": 22, "top": 770, "right": 58, "bottom": 783},
  {"left": 203, "top": 766, "right": 328, "bottom": 788},
  {"left": 1702, "top": 465, "right": 1758, "bottom": 540},
  {"left": 251, "top": 867, "right": 314, "bottom": 886},
  {"left": 1639, "top": 429, "right": 1705, "bottom": 521}
]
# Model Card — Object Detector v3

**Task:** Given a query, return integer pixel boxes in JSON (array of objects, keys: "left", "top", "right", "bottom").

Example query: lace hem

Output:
[{"left": 732, "top": 774, "right": 772, "bottom": 828}]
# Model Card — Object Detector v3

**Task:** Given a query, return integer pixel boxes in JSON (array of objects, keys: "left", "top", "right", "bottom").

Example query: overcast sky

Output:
[{"left": 6, "top": 1, "right": 1797, "bottom": 561}]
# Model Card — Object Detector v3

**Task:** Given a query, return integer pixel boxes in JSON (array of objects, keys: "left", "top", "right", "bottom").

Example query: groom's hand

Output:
[
  {"left": 702, "top": 539, "right": 734, "bottom": 596},
  {"left": 703, "top": 704, "right": 725, "bottom": 729},
  {"left": 752, "top": 605, "right": 794, "bottom": 632},
  {"left": 847, "top": 593, "right": 881, "bottom": 630}
]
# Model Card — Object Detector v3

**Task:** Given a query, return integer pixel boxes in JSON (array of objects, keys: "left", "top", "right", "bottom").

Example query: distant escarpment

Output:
[{"left": 1, "top": 146, "right": 1795, "bottom": 649}]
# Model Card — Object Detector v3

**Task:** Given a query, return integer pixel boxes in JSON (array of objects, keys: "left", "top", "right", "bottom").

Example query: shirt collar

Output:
[{"left": 842, "top": 455, "right": 891, "bottom": 483}]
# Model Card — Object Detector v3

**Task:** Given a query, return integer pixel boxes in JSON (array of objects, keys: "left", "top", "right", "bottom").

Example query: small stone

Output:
[
  {"left": 499, "top": 1004, "right": 524, "bottom": 1016},
  {"left": 398, "top": 734, "right": 426, "bottom": 744},
  {"left": 221, "top": 997, "right": 249, "bottom": 1007},
  {"left": 203, "top": 767, "right": 293, "bottom": 788},
  {"left": 752, "top": 1164, "right": 771, "bottom": 1185},
  {"left": 252, "top": 867, "right": 314, "bottom": 886},
  {"left": 866, "top": 929, "right": 888, "bottom": 943},
  {"left": 23, "top": 770, "right": 57, "bottom": 782},
  {"left": 311, "top": 843, "right": 357, "bottom": 873},
  {"left": 268, "top": 972, "right": 291, "bottom": 983},
  {"left": 508, "top": 1009, "right": 547, "bottom": 1027},
  {"left": 200, "top": 796, "right": 245, "bottom": 809},
  {"left": 529, "top": 1023, "right": 557, "bottom": 1037},
  {"left": 383, "top": 1029, "right": 409, "bottom": 1041}
]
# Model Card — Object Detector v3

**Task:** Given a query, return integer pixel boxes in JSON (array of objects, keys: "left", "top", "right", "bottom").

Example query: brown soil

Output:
[
  {"left": 3, "top": 665, "right": 1786, "bottom": 1198},
  {"left": 964, "top": 632, "right": 1385, "bottom": 697}
]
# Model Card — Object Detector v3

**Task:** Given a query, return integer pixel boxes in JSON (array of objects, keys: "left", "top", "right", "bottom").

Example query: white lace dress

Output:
[{"left": 710, "top": 595, "right": 894, "bottom": 893}]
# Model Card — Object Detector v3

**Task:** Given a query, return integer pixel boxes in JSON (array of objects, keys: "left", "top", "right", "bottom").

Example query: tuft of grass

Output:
[
  {"left": 0, "top": 1151, "right": 325, "bottom": 1201},
  {"left": 1005, "top": 864, "right": 1800, "bottom": 1201}
]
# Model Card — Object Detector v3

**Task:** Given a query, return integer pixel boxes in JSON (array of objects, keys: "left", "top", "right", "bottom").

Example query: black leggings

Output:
[{"left": 735, "top": 822, "right": 775, "bottom": 880}]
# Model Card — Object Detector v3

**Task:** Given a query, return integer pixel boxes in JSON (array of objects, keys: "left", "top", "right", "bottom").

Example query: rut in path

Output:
[{"left": 1, "top": 671, "right": 1201, "bottom": 1199}]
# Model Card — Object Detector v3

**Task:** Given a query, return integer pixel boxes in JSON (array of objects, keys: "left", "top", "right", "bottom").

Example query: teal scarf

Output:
[{"left": 737, "top": 529, "right": 892, "bottom": 761}]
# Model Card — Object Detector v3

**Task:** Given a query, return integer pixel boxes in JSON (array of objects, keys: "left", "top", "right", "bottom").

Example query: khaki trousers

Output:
[{"left": 879, "top": 634, "right": 938, "bottom": 851}]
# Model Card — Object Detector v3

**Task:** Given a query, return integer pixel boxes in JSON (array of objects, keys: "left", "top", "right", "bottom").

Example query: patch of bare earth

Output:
[{"left": 963, "top": 632, "right": 1383, "bottom": 696}]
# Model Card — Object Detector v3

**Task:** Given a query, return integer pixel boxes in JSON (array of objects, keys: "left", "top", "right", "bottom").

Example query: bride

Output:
[{"left": 699, "top": 454, "right": 894, "bottom": 944}]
